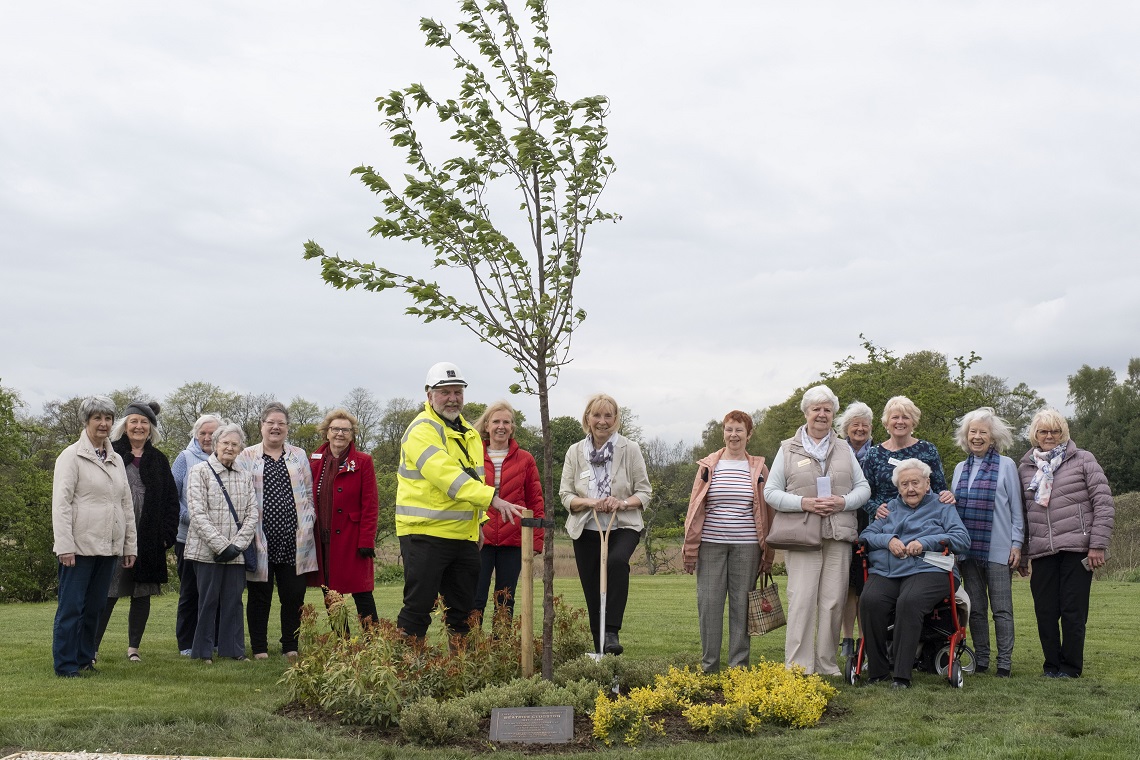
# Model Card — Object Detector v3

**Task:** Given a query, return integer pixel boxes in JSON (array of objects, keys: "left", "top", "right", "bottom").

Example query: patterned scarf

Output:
[
  {"left": 1028, "top": 444, "right": 1067, "bottom": 506},
  {"left": 800, "top": 426, "right": 831, "bottom": 465},
  {"left": 587, "top": 437, "right": 615, "bottom": 499},
  {"left": 954, "top": 447, "right": 1001, "bottom": 559}
]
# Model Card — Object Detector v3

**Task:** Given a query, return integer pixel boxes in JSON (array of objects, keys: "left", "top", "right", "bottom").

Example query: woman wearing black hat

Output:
[{"left": 95, "top": 401, "right": 180, "bottom": 662}]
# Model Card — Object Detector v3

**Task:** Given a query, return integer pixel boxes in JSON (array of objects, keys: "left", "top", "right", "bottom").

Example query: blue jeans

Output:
[{"left": 53, "top": 556, "right": 115, "bottom": 675}]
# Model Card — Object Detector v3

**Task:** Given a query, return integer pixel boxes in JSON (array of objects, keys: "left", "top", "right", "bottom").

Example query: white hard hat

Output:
[{"left": 425, "top": 362, "right": 468, "bottom": 391}]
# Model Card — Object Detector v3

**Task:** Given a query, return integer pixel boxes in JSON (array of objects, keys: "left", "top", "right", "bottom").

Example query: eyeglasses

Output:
[
  {"left": 1039, "top": 429, "right": 1062, "bottom": 436},
  {"left": 329, "top": 427, "right": 353, "bottom": 435},
  {"left": 264, "top": 422, "right": 288, "bottom": 429}
]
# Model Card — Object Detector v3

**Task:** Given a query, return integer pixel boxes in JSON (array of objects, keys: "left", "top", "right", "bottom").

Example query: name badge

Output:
[
  {"left": 796, "top": 458, "right": 811, "bottom": 467},
  {"left": 887, "top": 457, "right": 902, "bottom": 467},
  {"left": 311, "top": 453, "right": 323, "bottom": 460},
  {"left": 580, "top": 470, "right": 592, "bottom": 479}
]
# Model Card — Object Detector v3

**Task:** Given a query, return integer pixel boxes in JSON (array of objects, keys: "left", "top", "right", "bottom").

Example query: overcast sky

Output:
[{"left": 2, "top": 1, "right": 1137, "bottom": 443}]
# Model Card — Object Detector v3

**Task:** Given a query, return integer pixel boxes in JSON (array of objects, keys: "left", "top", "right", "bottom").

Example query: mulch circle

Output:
[{"left": 277, "top": 700, "right": 733, "bottom": 753}]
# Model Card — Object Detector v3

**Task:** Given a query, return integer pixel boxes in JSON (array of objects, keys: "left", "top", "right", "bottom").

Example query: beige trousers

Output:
[{"left": 783, "top": 539, "right": 852, "bottom": 675}]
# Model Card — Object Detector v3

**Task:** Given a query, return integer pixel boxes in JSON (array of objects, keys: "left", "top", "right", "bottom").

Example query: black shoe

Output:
[
  {"left": 1054, "top": 671, "right": 1073, "bottom": 679},
  {"left": 603, "top": 632, "right": 623, "bottom": 656},
  {"left": 57, "top": 671, "right": 81, "bottom": 678},
  {"left": 866, "top": 675, "right": 891, "bottom": 685},
  {"left": 79, "top": 664, "right": 99, "bottom": 675},
  {"left": 996, "top": 668, "right": 1011, "bottom": 678},
  {"left": 890, "top": 678, "right": 910, "bottom": 689},
  {"left": 975, "top": 664, "right": 989, "bottom": 674},
  {"left": 840, "top": 638, "right": 855, "bottom": 659}
]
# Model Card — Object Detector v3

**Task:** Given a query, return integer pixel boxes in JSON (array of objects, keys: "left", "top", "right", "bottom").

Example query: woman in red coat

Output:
[
  {"left": 474, "top": 401, "right": 544, "bottom": 624},
  {"left": 309, "top": 409, "right": 380, "bottom": 626}
]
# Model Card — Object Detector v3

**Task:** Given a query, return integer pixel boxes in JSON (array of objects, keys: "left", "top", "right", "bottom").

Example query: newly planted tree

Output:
[{"left": 303, "top": 0, "right": 617, "bottom": 678}]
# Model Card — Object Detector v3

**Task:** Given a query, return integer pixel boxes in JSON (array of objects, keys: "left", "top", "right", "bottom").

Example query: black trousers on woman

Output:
[
  {"left": 572, "top": 528, "right": 641, "bottom": 649},
  {"left": 1030, "top": 550, "right": 1093, "bottom": 677},
  {"left": 475, "top": 544, "right": 523, "bottom": 621},
  {"left": 860, "top": 572, "right": 950, "bottom": 682},
  {"left": 247, "top": 562, "right": 308, "bottom": 654}
]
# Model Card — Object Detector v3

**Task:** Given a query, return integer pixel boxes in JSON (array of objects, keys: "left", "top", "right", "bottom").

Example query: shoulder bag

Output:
[
  {"left": 765, "top": 509, "right": 823, "bottom": 551},
  {"left": 209, "top": 466, "right": 257, "bottom": 572}
]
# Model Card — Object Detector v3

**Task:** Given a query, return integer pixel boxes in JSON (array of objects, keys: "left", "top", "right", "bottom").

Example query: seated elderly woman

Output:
[{"left": 859, "top": 458, "right": 969, "bottom": 689}]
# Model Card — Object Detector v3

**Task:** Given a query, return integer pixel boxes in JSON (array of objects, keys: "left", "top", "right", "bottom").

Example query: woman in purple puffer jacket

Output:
[{"left": 1018, "top": 408, "right": 1114, "bottom": 679}]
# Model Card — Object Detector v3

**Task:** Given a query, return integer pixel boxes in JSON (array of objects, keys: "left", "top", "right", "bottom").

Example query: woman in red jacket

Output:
[
  {"left": 309, "top": 409, "right": 380, "bottom": 627},
  {"left": 474, "top": 401, "right": 544, "bottom": 624}
]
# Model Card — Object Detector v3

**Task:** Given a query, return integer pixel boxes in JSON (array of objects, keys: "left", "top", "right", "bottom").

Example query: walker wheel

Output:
[{"left": 949, "top": 660, "right": 964, "bottom": 688}]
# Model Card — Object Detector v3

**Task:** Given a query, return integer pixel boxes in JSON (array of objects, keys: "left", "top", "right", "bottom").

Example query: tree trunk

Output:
[{"left": 538, "top": 370, "right": 556, "bottom": 680}]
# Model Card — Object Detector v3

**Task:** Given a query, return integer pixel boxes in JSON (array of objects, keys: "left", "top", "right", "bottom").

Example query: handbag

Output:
[
  {"left": 747, "top": 573, "right": 786, "bottom": 636},
  {"left": 765, "top": 509, "right": 823, "bottom": 551},
  {"left": 209, "top": 466, "right": 257, "bottom": 572}
]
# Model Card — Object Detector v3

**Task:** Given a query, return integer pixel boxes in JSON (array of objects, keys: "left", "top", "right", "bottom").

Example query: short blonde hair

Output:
[
  {"left": 475, "top": 400, "right": 517, "bottom": 441},
  {"left": 882, "top": 395, "right": 922, "bottom": 428},
  {"left": 955, "top": 407, "right": 1014, "bottom": 453},
  {"left": 318, "top": 408, "right": 360, "bottom": 441},
  {"left": 891, "top": 457, "right": 932, "bottom": 488},
  {"left": 1028, "top": 408, "right": 1071, "bottom": 447},
  {"left": 836, "top": 401, "right": 873, "bottom": 437},
  {"left": 580, "top": 393, "right": 621, "bottom": 435}
]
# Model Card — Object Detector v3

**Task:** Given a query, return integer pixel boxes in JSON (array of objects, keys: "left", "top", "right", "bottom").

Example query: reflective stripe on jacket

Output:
[{"left": 396, "top": 403, "right": 494, "bottom": 541}]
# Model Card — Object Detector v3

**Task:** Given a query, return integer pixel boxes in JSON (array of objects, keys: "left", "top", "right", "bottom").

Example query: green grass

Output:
[{"left": 2, "top": 572, "right": 1139, "bottom": 759}]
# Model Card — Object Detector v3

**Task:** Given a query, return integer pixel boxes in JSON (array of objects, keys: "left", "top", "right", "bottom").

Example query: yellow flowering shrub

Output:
[
  {"left": 591, "top": 661, "right": 837, "bottom": 746},
  {"left": 592, "top": 689, "right": 665, "bottom": 746}
]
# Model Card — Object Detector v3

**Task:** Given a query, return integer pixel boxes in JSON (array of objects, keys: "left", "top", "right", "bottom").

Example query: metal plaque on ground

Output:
[{"left": 489, "top": 706, "right": 574, "bottom": 744}]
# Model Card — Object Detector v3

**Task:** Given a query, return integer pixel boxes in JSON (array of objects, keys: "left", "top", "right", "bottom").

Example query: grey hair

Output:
[
  {"left": 110, "top": 413, "right": 163, "bottom": 445},
  {"left": 211, "top": 421, "right": 246, "bottom": 449},
  {"left": 800, "top": 384, "right": 839, "bottom": 415},
  {"left": 79, "top": 395, "right": 116, "bottom": 423},
  {"left": 260, "top": 401, "right": 290, "bottom": 424},
  {"left": 890, "top": 457, "right": 932, "bottom": 487},
  {"left": 835, "top": 401, "right": 874, "bottom": 436},
  {"left": 191, "top": 413, "right": 225, "bottom": 439},
  {"left": 955, "top": 407, "right": 1014, "bottom": 453}
]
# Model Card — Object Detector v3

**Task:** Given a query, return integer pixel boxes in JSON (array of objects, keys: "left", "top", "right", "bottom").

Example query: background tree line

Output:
[{"left": 4, "top": 342, "right": 1138, "bottom": 599}]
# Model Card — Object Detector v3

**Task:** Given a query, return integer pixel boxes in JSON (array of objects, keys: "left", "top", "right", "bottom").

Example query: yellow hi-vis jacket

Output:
[{"left": 395, "top": 403, "right": 494, "bottom": 541}]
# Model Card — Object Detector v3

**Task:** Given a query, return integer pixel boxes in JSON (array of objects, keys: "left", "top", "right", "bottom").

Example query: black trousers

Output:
[
  {"left": 174, "top": 542, "right": 196, "bottom": 649},
  {"left": 573, "top": 528, "right": 641, "bottom": 648},
  {"left": 860, "top": 572, "right": 950, "bottom": 682},
  {"left": 397, "top": 534, "right": 479, "bottom": 638},
  {"left": 1030, "top": 551, "right": 1093, "bottom": 677},
  {"left": 247, "top": 561, "right": 308, "bottom": 654},
  {"left": 475, "top": 544, "right": 523, "bottom": 621},
  {"left": 95, "top": 594, "right": 151, "bottom": 651}
]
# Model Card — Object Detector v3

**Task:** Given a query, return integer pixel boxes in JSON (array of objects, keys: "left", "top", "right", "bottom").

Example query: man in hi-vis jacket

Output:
[{"left": 395, "top": 362, "right": 523, "bottom": 638}]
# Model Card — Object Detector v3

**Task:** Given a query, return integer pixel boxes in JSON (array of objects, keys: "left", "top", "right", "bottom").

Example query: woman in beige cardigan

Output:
[
  {"left": 764, "top": 385, "right": 869, "bottom": 675},
  {"left": 51, "top": 395, "right": 137, "bottom": 677},
  {"left": 560, "top": 393, "right": 652, "bottom": 656}
]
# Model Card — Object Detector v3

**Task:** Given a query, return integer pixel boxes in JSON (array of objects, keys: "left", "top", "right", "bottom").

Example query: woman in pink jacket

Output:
[
  {"left": 682, "top": 410, "right": 774, "bottom": 673},
  {"left": 1018, "top": 408, "right": 1114, "bottom": 678},
  {"left": 474, "top": 401, "right": 544, "bottom": 624}
]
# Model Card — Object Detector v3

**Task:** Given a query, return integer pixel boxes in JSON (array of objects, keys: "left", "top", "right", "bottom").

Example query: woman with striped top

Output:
[{"left": 683, "top": 411, "right": 774, "bottom": 673}]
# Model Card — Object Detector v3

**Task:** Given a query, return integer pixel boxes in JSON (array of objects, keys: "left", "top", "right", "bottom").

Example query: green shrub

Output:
[
  {"left": 374, "top": 562, "right": 404, "bottom": 585},
  {"left": 399, "top": 697, "right": 480, "bottom": 745},
  {"left": 282, "top": 591, "right": 594, "bottom": 731}
]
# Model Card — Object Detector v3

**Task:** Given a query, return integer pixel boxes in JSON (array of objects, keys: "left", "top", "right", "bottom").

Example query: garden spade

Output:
[{"left": 589, "top": 508, "right": 618, "bottom": 661}]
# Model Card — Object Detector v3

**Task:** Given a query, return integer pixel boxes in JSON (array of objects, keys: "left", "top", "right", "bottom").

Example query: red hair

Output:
[{"left": 722, "top": 410, "right": 753, "bottom": 436}]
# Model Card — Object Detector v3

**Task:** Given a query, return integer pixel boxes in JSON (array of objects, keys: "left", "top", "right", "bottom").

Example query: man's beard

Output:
[{"left": 434, "top": 404, "right": 459, "bottom": 421}]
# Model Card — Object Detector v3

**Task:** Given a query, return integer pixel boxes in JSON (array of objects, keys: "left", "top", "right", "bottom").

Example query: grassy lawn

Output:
[{"left": 2, "top": 569, "right": 1139, "bottom": 759}]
